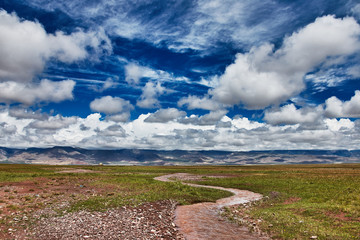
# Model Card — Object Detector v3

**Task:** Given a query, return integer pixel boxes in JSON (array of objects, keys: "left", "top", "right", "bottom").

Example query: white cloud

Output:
[
  {"left": 325, "top": 118, "right": 355, "bottom": 131},
  {"left": 305, "top": 69, "right": 348, "bottom": 92},
  {"left": 1, "top": 108, "right": 360, "bottom": 150},
  {"left": 95, "top": 124, "right": 126, "bottom": 137},
  {"left": 325, "top": 91, "right": 360, "bottom": 118},
  {"left": 264, "top": 104, "right": 322, "bottom": 125},
  {"left": 8, "top": 108, "right": 46, "bottom": 120},
  {"left": 0, "top": 122, "right": 17, "bottom": 135},
  {"left": 230, "top": 116, "right": 264, "bottom": 130},
  {"left": 178, "top": 95, "right": 222, "bottom": 111},
  {"left": 124, "top": 62, "right": 190, "bottom": 86},
  {"left": 124, "top": 63, "right": 146, "bottom": 85},
  {"left": 0, "top": 10, "right": 111, "bottom": 83},
  {"left": 106, "top": 112, "right": 131, "bottom": 123},
  {"left": 198, "top": 110, "right": 228, "bottom": 125},
  {"left": 347, "top": 65, "right": 360, "bottom": 78},
  {"left": 211, "top": 15, "right": 360, "bottom": 109},
  {"left": 137, "top": 81, "right": 166, "bottom": 109},
  {"left": 27, "top": 115, "right": 77, "bottom": 130},
  {"left": 144, "top": 108, "right": 186, "bottom": 123},
  {"left": 0, "top": 79, "right": 75, "bottom": 105},
  {"left": 179, "top": 110, "right": 228, "bottom": 126},
  {"left": 90, "top": 96, "right": 133, "bottom": 115},
  {"left": 26, "top": 0, "right": 296, "bottom": 52}
]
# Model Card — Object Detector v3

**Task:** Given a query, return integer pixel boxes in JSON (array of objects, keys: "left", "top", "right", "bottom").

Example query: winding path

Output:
[{"left": 154, "top": 173, "right": 269, "bottom": 240}]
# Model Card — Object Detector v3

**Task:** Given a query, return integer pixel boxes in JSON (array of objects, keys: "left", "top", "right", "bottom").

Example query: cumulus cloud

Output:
[
  {"left": 8, "top": 108, "right": 47, "bottom": 120},
  {"left": 211, "top": 15, "right": 360, "bottom": 109},
  {"left": 178, "top": 95, "right": 222, "bottom": 111},
  {"left": 179, "top": 110, "right": 228, "bottom": 126},
  {"left": 144, "top": 108, "right": 186, "bottom": 123},
  {"left": 325, "top": 118, "right": 355, "bottom": 131},
  {"left": 106, "top": 112, "right": 131, "bottom": 123},
  {"left": 27, "top": 115, "right": 77, "bottom": 130},
  {"left": 0, "top": 10, "right": 111, "bottom": 83},
  {"left": 90, "top": 96, "right": 134, "bottom": 115},
  {"left": 264, "top": 104, "right": 322, "bottom": 125},
  {"left": 79, "top": 124, "right": 90, "bottom": 131},
  {"left": 0, "top": 122, "right": 17, "bottom": 135},
  {"left": 0, "top": 107, "right": 360, "bottom": 150},
  {"left": 0, "top": 79, "right": 75, "bottom": 105},
  {"left": 199, "top": 110, "right": 228, "bottom": 125},
  {"left": 230, "top": 116, "right": 265, "bottom": 130},
  {"left": 325, "top": 91, "right": 360, "bottom": 118},
  {"left": 95, "top": 124, "right": 126, "bottom": 137},
  {"left": 137, "top": 82, "right": 166, "bottom": 109}
]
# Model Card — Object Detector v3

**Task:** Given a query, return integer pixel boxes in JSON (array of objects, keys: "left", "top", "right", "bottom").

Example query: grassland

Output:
[{"left": 0, "top": 163, "right": 359, "bottom": 239}]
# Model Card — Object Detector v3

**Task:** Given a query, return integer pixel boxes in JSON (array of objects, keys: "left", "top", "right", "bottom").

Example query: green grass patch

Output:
[{"left": 69, "top": 172, "right": 232, "bottom": 212}]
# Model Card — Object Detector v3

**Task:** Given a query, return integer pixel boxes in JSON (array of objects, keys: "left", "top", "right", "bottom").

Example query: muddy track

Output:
[{"left": 155, "top": 173, "right": 269, "bottom": 240}]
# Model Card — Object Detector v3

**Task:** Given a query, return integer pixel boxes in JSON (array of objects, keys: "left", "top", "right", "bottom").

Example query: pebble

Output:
[{"left": 28, "top": 200, "right": 185, "bottom": 240}]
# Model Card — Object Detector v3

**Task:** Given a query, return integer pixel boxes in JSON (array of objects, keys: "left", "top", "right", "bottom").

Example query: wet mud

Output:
[{"left": 155, "top": 173, "right": 269, "bottom": 240}]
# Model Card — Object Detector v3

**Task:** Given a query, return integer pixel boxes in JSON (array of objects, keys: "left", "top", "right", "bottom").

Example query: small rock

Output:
[{"left": 310, "top": 236, "right": 318, "bottom": 239}]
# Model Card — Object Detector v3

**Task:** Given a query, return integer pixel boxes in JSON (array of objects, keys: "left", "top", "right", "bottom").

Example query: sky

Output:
[{"left": 1, "top": 0, "right": 360, "bottom": 151}]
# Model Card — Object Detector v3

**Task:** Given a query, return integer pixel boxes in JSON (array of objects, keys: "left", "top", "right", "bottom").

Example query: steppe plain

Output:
[{"left": 0, "top": 164, "right": 359, "bottom": 239}]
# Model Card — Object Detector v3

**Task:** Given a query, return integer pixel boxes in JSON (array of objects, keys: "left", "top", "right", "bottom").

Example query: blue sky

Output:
[{"left": 0, "top": 0, "right": 360, "bottom": 150}]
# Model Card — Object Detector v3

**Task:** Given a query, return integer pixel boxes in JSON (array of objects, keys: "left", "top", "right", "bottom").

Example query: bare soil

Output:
[
  {"left": 2, "top": 172, "right": 269, "bottom": 239},
  {"left": 1, "top": 176, "right": 184, "bottom": 239},
  {"left": 0, "top": 177, "right": 109, "bottom": 239}
]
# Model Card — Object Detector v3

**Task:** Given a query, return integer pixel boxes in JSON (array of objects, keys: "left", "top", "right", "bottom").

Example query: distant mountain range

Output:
[{"left": 1, "top": 147, "right": 360, "bottom": 165}]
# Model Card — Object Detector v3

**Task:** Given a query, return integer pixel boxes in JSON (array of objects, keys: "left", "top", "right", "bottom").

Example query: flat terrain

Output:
[{"left": 0, "top": 164, "right": 359, "bottom": 239}]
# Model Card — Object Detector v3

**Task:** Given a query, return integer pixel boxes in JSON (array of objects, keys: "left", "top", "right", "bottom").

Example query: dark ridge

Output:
[{"left": 0, "top": 146, "right": 359, "bottom": 165}]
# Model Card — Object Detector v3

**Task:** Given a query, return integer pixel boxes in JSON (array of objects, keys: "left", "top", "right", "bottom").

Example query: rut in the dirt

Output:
[{"left": 155, "top": 173, "right": 270, "bottom": 240}]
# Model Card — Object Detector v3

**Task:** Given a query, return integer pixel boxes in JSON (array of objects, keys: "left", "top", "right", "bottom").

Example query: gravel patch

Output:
[{"left": 29, "top": 200, "right": 184, "bottom": 240}]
